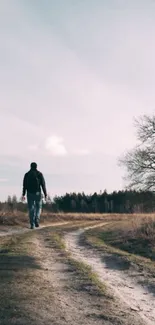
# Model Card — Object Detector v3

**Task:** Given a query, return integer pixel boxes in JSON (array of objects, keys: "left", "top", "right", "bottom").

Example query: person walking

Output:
[{"left": 22, "top": 162, "right": 47, "bottom": 229}]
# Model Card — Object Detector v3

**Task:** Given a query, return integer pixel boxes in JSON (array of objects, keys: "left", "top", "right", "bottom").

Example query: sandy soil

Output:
[
  {"left": 0, "top": 221, "right": 70, "bottom": 236},
  {"left": 31, "top": 231, "right": 109, "bottom": 325},
  {"left": 65, "top": 225, "right": 155, "bottom": 325},
  {"left": 0, "top": 221, "right": 152, "bottom": 324},
  {"left": 30, "top": 227, "right": 144, "bottom": 325}
]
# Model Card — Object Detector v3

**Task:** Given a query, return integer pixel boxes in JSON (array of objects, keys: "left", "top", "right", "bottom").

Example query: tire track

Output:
[
  {"left": 65, "top": 224, "right": 155, "bottom": 325},
  {"left": 0, "top": 222, "right": 70, "bottom": 237}
]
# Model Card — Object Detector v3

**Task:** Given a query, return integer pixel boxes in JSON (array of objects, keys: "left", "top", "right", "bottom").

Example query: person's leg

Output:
[
  {"left": 27, "top": 193, "right": 35, "bottom": 228},
  {"left": 34, "top": 193, "right": 42, "bottom": 226}
]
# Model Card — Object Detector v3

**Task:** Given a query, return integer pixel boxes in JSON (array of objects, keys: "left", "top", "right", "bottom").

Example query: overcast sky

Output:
[{"left": 0, "top": 0, "right": 155, "bottom": 200}]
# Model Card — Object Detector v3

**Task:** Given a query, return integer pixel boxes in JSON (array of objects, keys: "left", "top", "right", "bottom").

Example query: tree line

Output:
[
  {"left": 1, "top": 190, "right": 155, "bottom": 213},
  {"left": 1, "top": 114, "right": 155, "bottom": 214},
  {"left": 50, "top": 190, "right": 155, "bottom": 213}
]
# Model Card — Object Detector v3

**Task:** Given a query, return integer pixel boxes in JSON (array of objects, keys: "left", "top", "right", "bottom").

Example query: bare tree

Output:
[{"left": 119, "top": 115, "right": 155, "bottom": 191}]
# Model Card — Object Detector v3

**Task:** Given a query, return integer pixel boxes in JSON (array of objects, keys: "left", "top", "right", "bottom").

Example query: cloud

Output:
[
  {"left": 45, "top": 136, "right": 67, "bottom": 157},
  {"left": 0, "top": 0, "right": 155, "bottom": 199}
]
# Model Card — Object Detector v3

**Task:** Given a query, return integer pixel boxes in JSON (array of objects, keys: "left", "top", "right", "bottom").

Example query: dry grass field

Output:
[{"left": 0, "top": 212, "right": 155, "bottom": 324}]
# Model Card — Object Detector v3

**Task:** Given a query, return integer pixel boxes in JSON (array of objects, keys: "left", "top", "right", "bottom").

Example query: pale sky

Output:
[{"left": 0, "top": 0, "right": 155, "bottom": 200}]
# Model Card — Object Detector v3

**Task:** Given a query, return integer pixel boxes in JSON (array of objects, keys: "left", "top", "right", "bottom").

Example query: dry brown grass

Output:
[
  {"left": 1, "top": 210, "right": 155, "bottom": 227},
  {"left": 1, "top": 211, "right": 155, "bottom": 259},
  {"left": 83, "top": 214, "right": 155, "bottom": 262}
]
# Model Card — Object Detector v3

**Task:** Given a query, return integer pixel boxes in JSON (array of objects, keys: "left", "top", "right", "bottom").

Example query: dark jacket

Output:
[{"left": 22, "top": 169, "right": 47, "bottom": 197}]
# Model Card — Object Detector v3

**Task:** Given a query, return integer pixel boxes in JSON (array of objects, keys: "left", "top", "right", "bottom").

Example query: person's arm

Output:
[
  {"left": 40, "top": 173, "right": 47, "bottom": 198},
  {"left": 22, "top": 174, "right": 27, "bottom": 197}
]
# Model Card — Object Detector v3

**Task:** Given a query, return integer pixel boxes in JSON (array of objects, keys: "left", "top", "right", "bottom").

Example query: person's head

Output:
[{"left": 30, "top": 162, "right": 37, "bottom": 170}]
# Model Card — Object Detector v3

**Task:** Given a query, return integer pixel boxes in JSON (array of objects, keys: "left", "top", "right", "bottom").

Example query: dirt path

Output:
[
  {"left": 0, "top": 221, "right": 70, "bottom": 237},
  {"left": 1, "top": 223, "right": 115, "bottom": 325},
  {"left": 65, "top": 225, "right": 155, "bottom": 325},
  {"left": 0, "top": 221, "right": 151, "bottom": 324},
  {"left": 31, "top": 231, "right": 106, "bottom": 325},
  {"left": 32, "top": 227, "right": 144, "bottom": 325}
]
